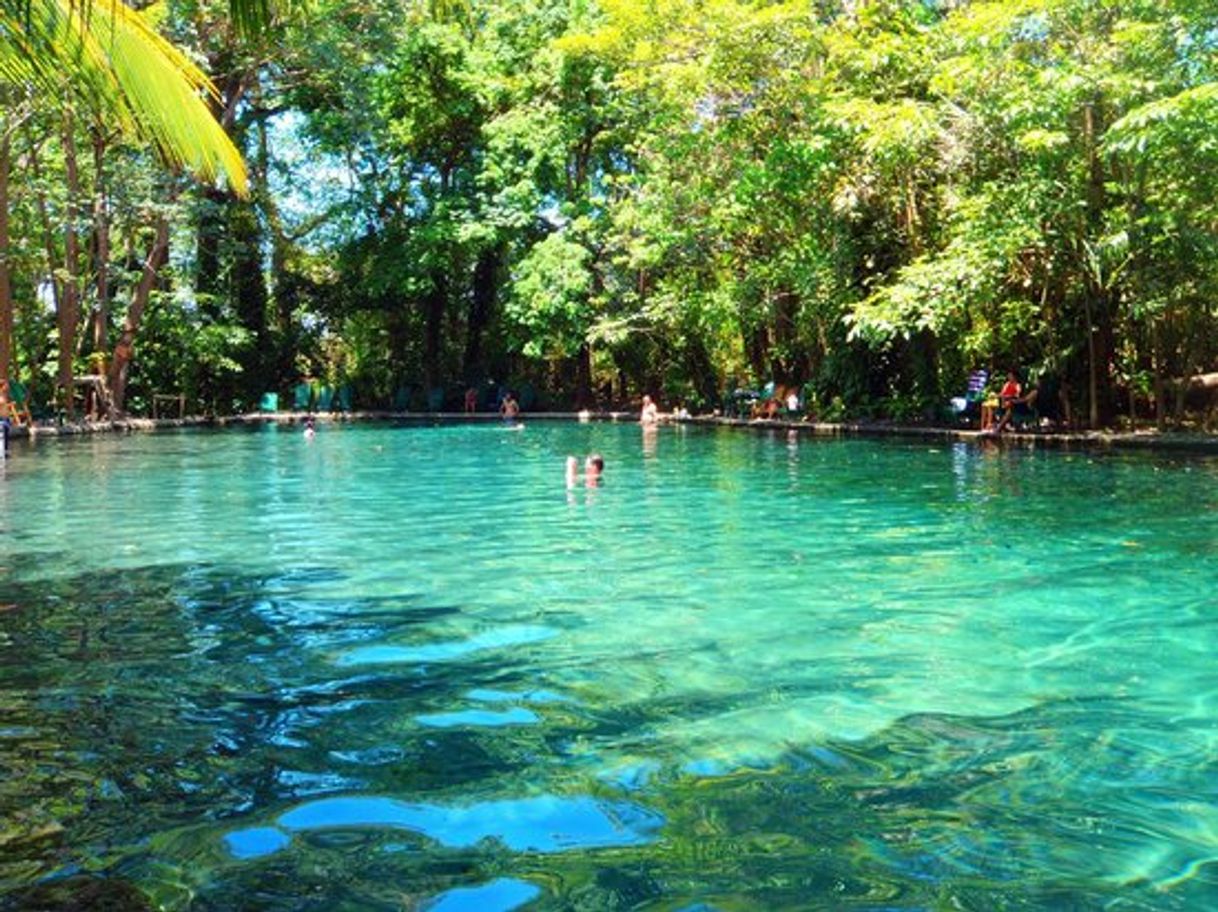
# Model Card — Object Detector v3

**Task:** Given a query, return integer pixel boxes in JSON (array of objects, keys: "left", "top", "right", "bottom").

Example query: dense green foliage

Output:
[{"left": 4, "top": 0, "right": 1218, "bottom": 425}]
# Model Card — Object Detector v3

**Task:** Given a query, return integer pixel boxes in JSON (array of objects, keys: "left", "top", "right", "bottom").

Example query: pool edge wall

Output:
[{"left": 6, "top": 411, "right": 1218, "bottom": 455}]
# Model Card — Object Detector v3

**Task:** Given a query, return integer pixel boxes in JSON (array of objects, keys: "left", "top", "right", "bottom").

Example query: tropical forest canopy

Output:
[{"left": 2, "top": 0, "right": 1218, "bottom": 426}]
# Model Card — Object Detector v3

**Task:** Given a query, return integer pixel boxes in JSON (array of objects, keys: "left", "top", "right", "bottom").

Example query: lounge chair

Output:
[
  {"left": 259, "top": 392, "right": 279, "bottom": 413},
  {"left": 726, "top": 387, "right": 759, "bottom": 418},
  {"left": 333, "top": 385, "right": 352, "bottom": 413},
  {"left": 392, "top": 385, "right": 413, "bottom": 411},
  {"left": 3, "top": 379, "right": 34, "bottom": 426},
  {"left": 517, "top": 382, "right": 538, "bottom": 412},
  {"left": 315, "top": 385, "right": 334, "bottom": 412},
  {"left": 949, "top": 370, "right": 989, "bottom": 425},
  {"left": 426, "top": 386, "right": 445, "bottom": 412},
  {"left": 292, "top": 382, "right": 313, "bottom": 411}
]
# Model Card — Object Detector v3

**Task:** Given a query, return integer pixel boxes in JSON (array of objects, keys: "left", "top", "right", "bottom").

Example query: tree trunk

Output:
[
  {"left": 463, "top": 246, "right": 498, "bottom": 380},
  {"left": 745, "top": 321, "right": 769, "bottom": 381},
  {"left": 684, "top": 332, "right": 719, "bottom": 409},
  {"left": 1081, "top": 100, "right": 1116, "bottom": 428},
  {"left": 1152, "top": 319, "right": 1166, "bottom": 430},
  {"left": 770, "top": 288, "right": 801, "bottom": 384},
  {"left": 59, "top": 109, "right": 83, "bottom": 417},
  {"left": 194, "top": 186, "right": 229, "bottom": 318},
  {"left": 575, "top": 341, "right": 592, "bottom": 408},
  {"left": 108, "top": 216, "right": 170, "bottom": 416},
  {"left": 89, "top": 129, "right": 110, "bottom": 353},
  {"left": 28, "top": 145, "right": 62, "bottom": 316},
  {"left": 255, "top": 114, "right": 295, "bottom": 386},
  {"left": 230, "top": 197, "right": 269, "bottom": 405},
  {"left": 1084, "top": 293, "right": 1098, "bottom": 429},
  {"left": 0, "top": 121, "right": 12, "bottom": 383},
  {"left": 423, "top": 273, "right": 447, "bottom": 391},
  {"left": 195, "top": 68, "right": 247, "bottom": 319}
]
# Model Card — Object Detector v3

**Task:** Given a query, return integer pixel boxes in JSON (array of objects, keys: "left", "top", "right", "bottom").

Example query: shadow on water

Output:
[
  {"left": 3, "top": 563, "right": 1217, "bottom": 910},
  {"left": 0, "top": 563, "right": 537, "bottom": 908}
]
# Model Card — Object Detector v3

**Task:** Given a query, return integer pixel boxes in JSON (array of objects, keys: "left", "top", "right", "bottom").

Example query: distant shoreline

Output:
[{"left": 6, "top": 411, "right": 1218, "bottom": 455}]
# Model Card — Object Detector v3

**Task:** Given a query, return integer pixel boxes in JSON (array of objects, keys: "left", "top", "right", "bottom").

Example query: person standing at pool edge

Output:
[
  {"left": 640, "top": 395, "right": 659, "bottom": 424},
  {"left": 501, "top": 392, "right": 520, "bottom": 420}
]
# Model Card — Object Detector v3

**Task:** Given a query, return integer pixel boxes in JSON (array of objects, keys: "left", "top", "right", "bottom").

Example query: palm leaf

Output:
[{"left": 1, "top": 0, "right": 247, "bottom": 194}]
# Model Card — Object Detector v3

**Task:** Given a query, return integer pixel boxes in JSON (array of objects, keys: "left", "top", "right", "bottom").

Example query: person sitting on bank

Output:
[{"left": 989, "top": 371, "right": 1040, "bottom": 434}]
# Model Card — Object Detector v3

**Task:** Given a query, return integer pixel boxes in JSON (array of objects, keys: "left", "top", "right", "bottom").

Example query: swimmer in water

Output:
[
  {"left": 585, "top": 453, "right": 604, "bottom": 486},
  {"left": 303, "top": 417, "right": 316, "bottom": 439},
  {"left": 566, "top": 454, "right": 605, "bottom": 487}
]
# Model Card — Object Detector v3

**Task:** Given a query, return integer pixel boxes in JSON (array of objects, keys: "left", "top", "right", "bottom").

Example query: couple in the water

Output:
[{"left": 566, "top": 454, "right": 604, "bottom": 488}]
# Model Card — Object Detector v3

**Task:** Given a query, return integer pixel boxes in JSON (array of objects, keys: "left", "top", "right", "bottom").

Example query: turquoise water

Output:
[{"left": 2, "top": 422, "right": 1218, "bottom": 909}]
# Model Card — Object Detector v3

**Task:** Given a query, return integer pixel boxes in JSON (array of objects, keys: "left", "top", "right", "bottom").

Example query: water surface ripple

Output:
[{"left": 2, "top": 424, "right": 1217, "bottom": 909}]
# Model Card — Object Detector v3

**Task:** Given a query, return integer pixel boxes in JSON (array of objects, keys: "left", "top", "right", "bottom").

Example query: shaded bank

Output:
[{"left": 10, "top": 412, "right": 1218, "bottom": 456}]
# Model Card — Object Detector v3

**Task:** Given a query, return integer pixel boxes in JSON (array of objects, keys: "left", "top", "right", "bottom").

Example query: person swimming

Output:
[
  {"left": 585, "top": 453, "right": 604, "bottom": 485},
  {"left": 566, "top": 454, "right": 604, "bottom": 487},
  {"left": 303, "top": 417, "right": 316, "bottom": 439}
]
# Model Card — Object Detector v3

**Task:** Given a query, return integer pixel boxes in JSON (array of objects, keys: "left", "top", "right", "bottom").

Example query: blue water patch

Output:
[
  {"left": 416, "top": 707, "right": 539, "bottom": 728},
  {"left": 223, "top": 827, "right": 292, "bottom": 859},
  {"left": 466, "top": 688, "right": 571, "bottom": 704},
  {"left": 336, "top": 625, "right": 557, "bottom": 666},
  {"left": 224, "top": 793, "right": 663, "bottom": 858},
  {"left": 682, "top": 758, "right": 730, "bottom": 778},
  {"left": 423, "top": 878, "right": 541, "bottom": 912}
]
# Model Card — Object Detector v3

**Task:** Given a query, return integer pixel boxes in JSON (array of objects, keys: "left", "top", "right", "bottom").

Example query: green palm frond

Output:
[{"left": 0, "top": 0, "right": 248, "bottom": 195}]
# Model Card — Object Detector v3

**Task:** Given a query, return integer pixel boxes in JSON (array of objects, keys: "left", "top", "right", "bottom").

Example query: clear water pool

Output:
[{"left": 2, "top": 422, "right": 1217, "bottom": 909}]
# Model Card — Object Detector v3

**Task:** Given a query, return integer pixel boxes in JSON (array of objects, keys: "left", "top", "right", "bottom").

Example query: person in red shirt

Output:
[
  {"left": 990, "top": 371, "right": 1037, "bottom": 434},
  {"left": 999, "top": 371, "right": 1022, "bottom": 407}
]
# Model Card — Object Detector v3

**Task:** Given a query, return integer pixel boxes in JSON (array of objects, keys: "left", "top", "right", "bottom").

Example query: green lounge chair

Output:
[
  {"left": 4, "top": 379, "right": 33, "bottom": 426},
  {"left": 292, "top": 382, "right": 313, "bottom": 411},
  {"left": 315, "top": 385, "right": 334, "bottom": 411},
  {"left": 426, "top": 386, "right": 445, "bottom": 412},
  {"left": 392, "top": 385, "right": 414, "bottom": 411},
  {"left": 517, "top": 382, "right": 537, "bottom": 412},
  {"left": 333, "top": 385, "right": 352, "bottom": 413},
  {"left": 259, "top": 392, "right": 279, "bottom": 413}
]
